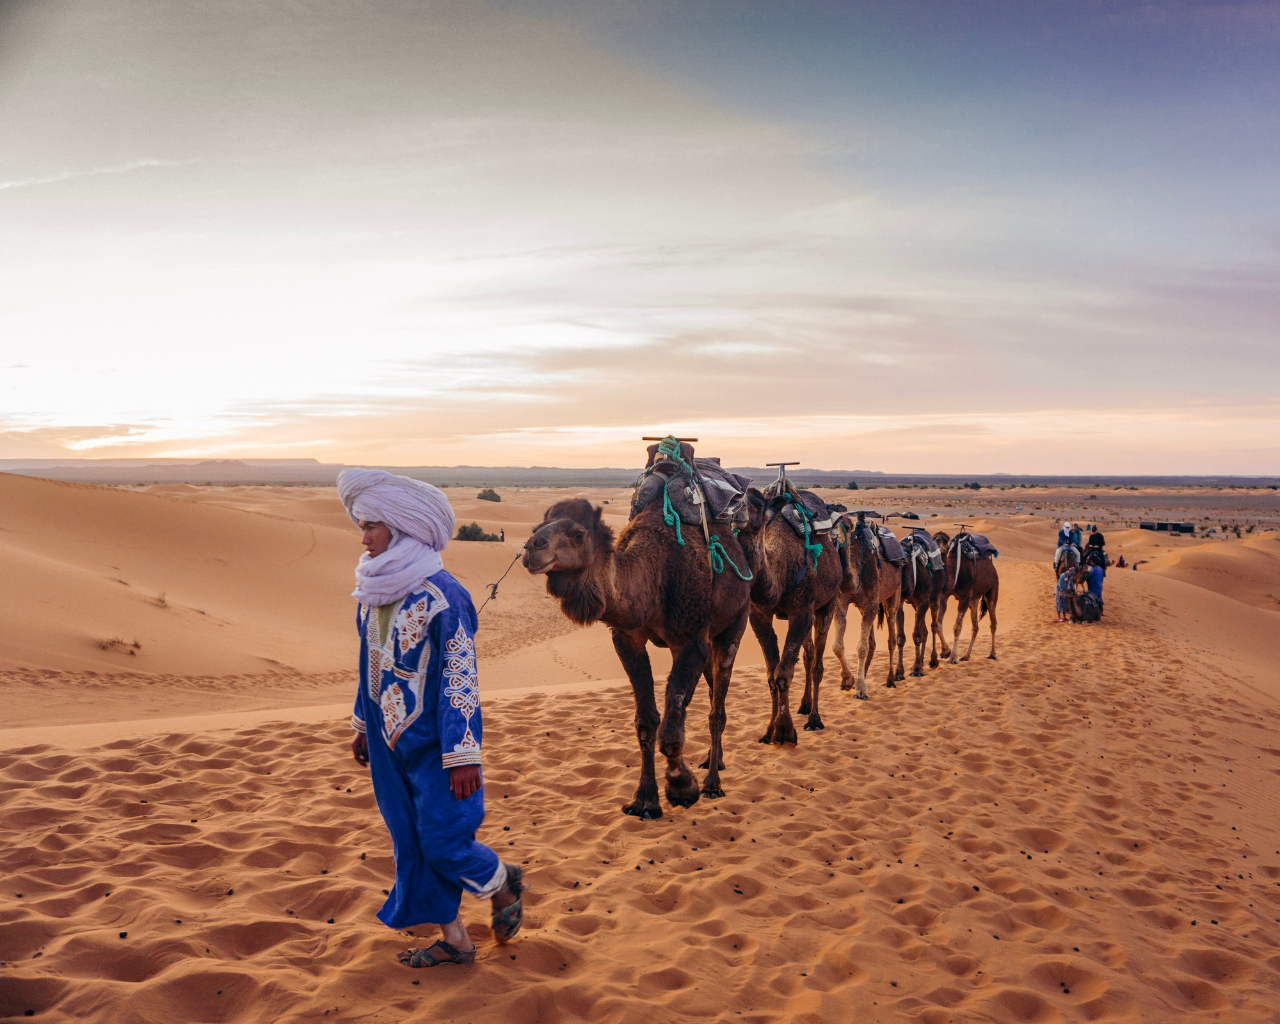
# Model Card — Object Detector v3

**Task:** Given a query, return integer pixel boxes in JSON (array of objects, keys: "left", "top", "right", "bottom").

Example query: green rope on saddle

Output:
[
  {"left": 707, "top": 534, "right": 753, "bottom": 580},
  {"left": 661, "top": 480, "right": 685, "bottom": 546},
  {"left": 656, "top": 435, "right": 694, "bottom": 473},
  {"left": 785, "top": 490, "right": 824, "bottom": 571}
]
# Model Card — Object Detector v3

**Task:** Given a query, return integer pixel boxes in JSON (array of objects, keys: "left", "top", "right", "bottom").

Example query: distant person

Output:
[
  {"left": 499, "top": 528, "right": 505, "bottom": 542},
  {"left": 1116, "top": 555, "right": 1126, "bottom": 569},
  {"left": 1056, "top": 568, "right": 1075, "bottom": 623},
  {"left": 337, "top": 468, "right": 523, "bottom": 968}
]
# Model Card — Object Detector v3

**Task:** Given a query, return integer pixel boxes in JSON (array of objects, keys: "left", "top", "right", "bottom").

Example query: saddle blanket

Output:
[
  {"left": 904, "top": 528, "right": 944, "bottom": 572},
  {"left": 960, "top": 532, "right": 999, "bottom": 560},
  {"left": 873, "top": 524, "right": 906, "bottom": 566}
]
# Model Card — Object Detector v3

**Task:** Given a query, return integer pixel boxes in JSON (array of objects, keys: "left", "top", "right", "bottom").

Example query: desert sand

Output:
[{"left": 3, "top": 474, "right": 1280, "bottom": 1022}]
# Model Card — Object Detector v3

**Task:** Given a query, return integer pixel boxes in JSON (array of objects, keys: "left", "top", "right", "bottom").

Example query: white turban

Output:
[{"left": 337, "top": 469, "right": 456, "bottom": 606}]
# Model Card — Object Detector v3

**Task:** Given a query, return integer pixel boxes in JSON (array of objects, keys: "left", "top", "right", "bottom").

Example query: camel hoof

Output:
[
  {"left": 776, "top": 725, "right": 798, "bottom": 746},
  {"left": 960, "top": 655, "right": 970, "bottom": 662},
  {"left": 885, "top": 681, "right": 897, "bottom": 688},
  {"left": 839, "top": 681, "right": 853, "bottom": 692},
  {"left": 797, "top": 700, "right": 811, "bottom": 716},
  {"left": 910, "top": 669, "right": 924, "bottom": 678},
  {"left": 665, "top": 788, "right": 700, "bottom": 809},
  {"left": 803, "top": 718, "right": 824, "bottom": 731},
  {"left": 698, "top": 757, "right": 710, "bottom": 770},
  {"left": 928, "top": 660, "right": 939, "bottom": 669},
  {"left": 988, "top": 653, "right": 998, "bottom": 660},
  {"left": 701, "top": 782, "right": 726, "bottom": 799},
  {"left": 758, "top": 733, "right": 774, "bottom": 745},
  {"left": 854, "top": 692, "right": 869, "bottom": 701},
  {"left": 622, "top": 802, "right": 663, "bottom": 820}
]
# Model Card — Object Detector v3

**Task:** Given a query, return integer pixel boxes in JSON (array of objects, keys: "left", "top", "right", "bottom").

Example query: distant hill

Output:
[{"left": 2, "top": 459, "right": 1277, "bottom": 489}]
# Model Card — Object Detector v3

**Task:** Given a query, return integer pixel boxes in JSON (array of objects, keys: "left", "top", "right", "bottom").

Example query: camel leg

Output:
[
  {"left": 696, "top": 661, "right": 716, "bottom": 770},
  {"left": 798, "top": 632, "right": 816, "bottom": 717},
  {"left": 700, "top": 612, "right": 745, "bottom": 798},
  {"left": 928, "top": 590, "right": 941, "bottom": 668},
  {"left": 962, "top": 599, "right": 980, "bottom": 661},
  {"left": 938, "top": 593, "right": 954, "bottom": 660},
  {"left": 947, "top": 596, "right": 969, "bottom": 665},
  {"left": 833, "top": 596, "right": 857, "bottom": 691},
  {"left": 985, "top": 581, "right": 999, "bottom": 660},
  {"left": 804, "top": 601, "right": 835, "bottom": 731},
  {"left": 894, "top": 602, "right": 907, "bottom": 682},
  {"left": 657, "top": 639, "right": 710, "bottom": 809},
  {"left": 769, "top": 609, "right": 811, "bottom": 746},
  {"left": 911, "top": 600, "right": 928, "bottom": 676},
  {"left": 612, "top": 629, "right": 663, "bottom": 819},
  {"left": 855, "top": 604, "right": 876, "bottom": 699},
  {"left": 750, "top": 607, "right": 783, "bottom": 744},
  {"left": 884, "top": 595, "right": 903, "bottom": 688}
]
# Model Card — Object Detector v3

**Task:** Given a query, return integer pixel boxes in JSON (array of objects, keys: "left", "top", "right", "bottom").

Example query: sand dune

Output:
[{"left": 4, "top": 477, "right": 1280, "bottom": 1022}]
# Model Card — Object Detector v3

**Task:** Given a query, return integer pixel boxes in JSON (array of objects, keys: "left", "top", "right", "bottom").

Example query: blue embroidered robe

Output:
[{"left": 352, "top": 569, "right": 499, "bottom": 927}]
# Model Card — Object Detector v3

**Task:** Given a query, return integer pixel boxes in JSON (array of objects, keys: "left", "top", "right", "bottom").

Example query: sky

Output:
[{"left": 1, "top": 0, "right": 1277, "bottom": 473}]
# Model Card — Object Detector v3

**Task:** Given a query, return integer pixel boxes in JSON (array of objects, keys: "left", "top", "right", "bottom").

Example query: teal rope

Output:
[
  {"left": 785, "top": 491, "right": 823, "bottom": 570},
  {"left": 707, "top": 534, "right": 753, "bottom": 580},
  {"left": 661, "top": 480, "right": 685, "bottom": 546}
]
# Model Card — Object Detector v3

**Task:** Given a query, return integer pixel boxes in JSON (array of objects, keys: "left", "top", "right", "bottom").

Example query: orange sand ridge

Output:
[{"left": 3, "top": 475, "right": 1280, "bottom": 1022}]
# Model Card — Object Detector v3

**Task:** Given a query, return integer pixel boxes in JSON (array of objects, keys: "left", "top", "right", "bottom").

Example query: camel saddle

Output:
[
  {"left": 955, "top": 531, "right": 999, "bottom": 561},
  {"left": 872, "top": 524, "right": 907, "bottom": 566},
  {"left": 631, "top": 440, "right": 751, "bottom": 529},
  {"left": 761, "top": 478, "right": 834, "bottom": 537},
  {"left": 902, "top": 528, "right": 943, "bottom": 572}
]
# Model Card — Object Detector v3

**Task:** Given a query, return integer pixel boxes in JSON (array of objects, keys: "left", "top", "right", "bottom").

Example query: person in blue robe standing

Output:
[{"left": 338, "top": 468, "right": 523, "bottom": 968}]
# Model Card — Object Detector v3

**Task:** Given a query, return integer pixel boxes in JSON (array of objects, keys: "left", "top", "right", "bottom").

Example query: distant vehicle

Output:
[{"left": 1015, "top": 505, "right": 1023, "bottom": 511}]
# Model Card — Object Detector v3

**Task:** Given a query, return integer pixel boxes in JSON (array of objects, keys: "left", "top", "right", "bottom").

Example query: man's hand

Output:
[
  {"left": 449, "top": 764, "right": 482, "bottom": 800},
  {"left": 351, "top": 732, "right": 369, "bottom": 767}
]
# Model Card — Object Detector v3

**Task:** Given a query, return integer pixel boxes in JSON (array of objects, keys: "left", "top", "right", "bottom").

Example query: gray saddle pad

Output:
[
  {"left": 904, "top": 529, "right": 944, "bottom": 572},
  {"left": 631, "top": 455, "right": 750, "bottom": 528},
  {"left": 777, "top": 487, "right": 834, "bottom": 538},
  {"left": 874, "top": 524, "right": 906, "bottom": 566},
  {"left": 959, "top": 532, "right": 999, "bottom": 560}
]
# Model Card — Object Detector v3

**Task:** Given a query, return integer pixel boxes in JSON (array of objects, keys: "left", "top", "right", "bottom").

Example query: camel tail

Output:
[
  {"left": 877, "top": 604, "right": 885, "bottom": 628},
  {"left": 978, "top": 596, "right": 989, "bottom": 622}
]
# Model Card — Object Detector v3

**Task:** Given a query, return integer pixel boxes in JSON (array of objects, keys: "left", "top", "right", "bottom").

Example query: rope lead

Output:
[{"left": 707, "top": 534, "right": 754, "bottom": 581}]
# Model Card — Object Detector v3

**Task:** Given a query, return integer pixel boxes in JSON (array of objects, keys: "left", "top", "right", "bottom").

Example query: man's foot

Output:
[
  {"left": 491, "top": 864, "right": 524, "bottom": 944},
  {"left": 399, "top": 940, "right": 476, "bottom": 967}
]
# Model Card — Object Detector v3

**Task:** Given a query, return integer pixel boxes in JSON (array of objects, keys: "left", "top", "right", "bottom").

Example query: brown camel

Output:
[
  {"left": 894, "top": 536, "right": 946, "bottom": 679},
  {"left": 830, "top": 516, "right": 904, "bottom": 697},
  {"left": 745, "top": 488, "right": 842, "bottom": 742},
  {"left": 522, "top": 498, "right": 755, "bottom": 819},
  {"left": 933, "top": 531, "right": 1000, "bottom": 662}
]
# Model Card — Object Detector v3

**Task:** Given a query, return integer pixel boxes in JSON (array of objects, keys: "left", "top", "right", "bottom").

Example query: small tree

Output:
[
  {"left": 477, "top": 487, "right": 501, "bottom": 502},
  {"left": 456, "top": 522, "right": 501, "bottom": 542},
  {"left": 847, "top": 479, "right": 859, "bottom": 490}
]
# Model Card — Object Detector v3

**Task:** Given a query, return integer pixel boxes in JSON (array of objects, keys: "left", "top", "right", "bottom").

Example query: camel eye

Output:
[{"left": 567, "top": 525, "right": 586, "bottom": 541}]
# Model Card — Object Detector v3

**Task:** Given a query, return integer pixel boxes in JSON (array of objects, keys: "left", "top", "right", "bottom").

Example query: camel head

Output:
[
  {"left": 522, "top": 499, "right": 614, "bottom": 575},
  {"left": 932, "top": 530, "right": 952, "bottom": 552}
]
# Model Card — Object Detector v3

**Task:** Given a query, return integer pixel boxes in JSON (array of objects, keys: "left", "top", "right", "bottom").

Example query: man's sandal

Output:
[
  {"left": 399, "top": 941, "right": 476, "bottom": 967},
  {"left": 491, "top": 863, "right": 524, "bottom": 943}
]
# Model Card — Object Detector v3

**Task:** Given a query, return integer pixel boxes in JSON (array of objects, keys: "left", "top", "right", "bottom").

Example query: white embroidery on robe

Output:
[
  {"left": 396, "top": 596, "right": 429, "bottom": 657},
  {"left": 380, "top": 683, "right": 407, "bottom": 736},
  {"left": 441, "top": 623, "right": 482, "bottom": 767},
  {"left": 366, "top": 582, "right": 450, "bottom": 750}
]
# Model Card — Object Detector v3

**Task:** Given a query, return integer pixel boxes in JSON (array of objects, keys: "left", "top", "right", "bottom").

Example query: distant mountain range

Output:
[{"left": 2, "top": 458, "right": 1276, "bottom": 489}]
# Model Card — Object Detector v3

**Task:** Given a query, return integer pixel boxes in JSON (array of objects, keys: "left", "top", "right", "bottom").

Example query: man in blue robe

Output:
[{"left": 339, "top": 468, "right": 522, "bottom": 968}]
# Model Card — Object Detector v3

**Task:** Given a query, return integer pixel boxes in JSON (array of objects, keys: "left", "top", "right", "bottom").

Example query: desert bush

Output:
[
  {"left": 456, "top": 522, "right": 501, "bottom": 542},
  {"left": 477, "top": 488, "right": 501, "bottom": 502},
  {"left": 846, "top": 480, "right": 859, "bottom": 490}
]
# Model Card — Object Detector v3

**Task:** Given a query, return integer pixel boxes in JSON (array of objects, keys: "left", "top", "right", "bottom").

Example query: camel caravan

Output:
[{"left": 521, "top": 436, "right": 1000, "bottom": 819}]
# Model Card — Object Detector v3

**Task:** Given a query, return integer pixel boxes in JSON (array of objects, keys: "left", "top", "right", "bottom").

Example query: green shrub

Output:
[
  {"left": 456, "top": 522, "right": 500, "bottom": 542},
  {"left": 846, "top": 480, "right": 859, "bottom": 490},
  {"left": 477, "top": 488, "right": 501, "bottom": 502}
]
